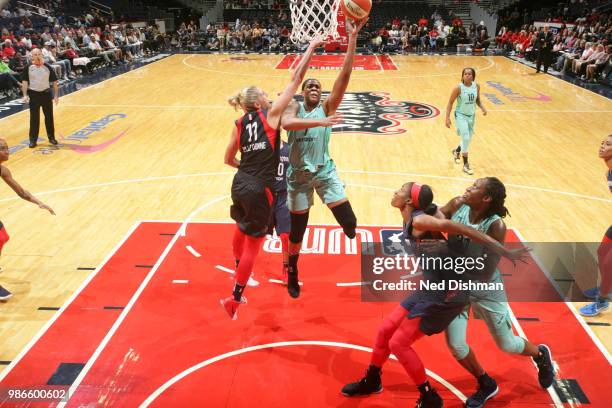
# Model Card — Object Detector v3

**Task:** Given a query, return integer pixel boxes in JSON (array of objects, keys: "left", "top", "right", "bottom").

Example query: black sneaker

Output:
[
  {"left": 287, "top": 267, "right": 300, "bottom": 298},
  {"left": 466, "top": 375, "right": 498, "bottom": 408},
  {"left": 28, "top": 142, "right": 37, "bottom": 148},
  {"left": 48, "top": 137, "right": 58, "bottom": 145},
  {"left": 416, "top": 388, "right": 443, "bottom": 408},
  {"left": 341, "top": 365, "right": 382, "bottom": 397},
  {"left": 534, "top": 344, "right": 555, "bottom": 388},
  {"left": 0, "top": 285, "right": 13, "bottom": 301}
]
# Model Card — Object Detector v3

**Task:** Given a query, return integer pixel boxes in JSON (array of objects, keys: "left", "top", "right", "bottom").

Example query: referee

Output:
[{"left": 21, "top": 48, "right": 59, "bottom": 148}]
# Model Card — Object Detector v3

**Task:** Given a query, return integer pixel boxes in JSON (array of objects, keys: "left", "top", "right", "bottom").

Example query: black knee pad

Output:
[
  {"left": 331, "top": 201, "right": 357, "bottom": 238},
  {"left": 289, "top": 211, "right": 309, "bottom": 244}
]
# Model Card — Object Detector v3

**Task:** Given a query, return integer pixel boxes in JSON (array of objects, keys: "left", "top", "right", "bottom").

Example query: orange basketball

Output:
[{"left": 340, "top": 0, "right": 371, "bottom": 21}]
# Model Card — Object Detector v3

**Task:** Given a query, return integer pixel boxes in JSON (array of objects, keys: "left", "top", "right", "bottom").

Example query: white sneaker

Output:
[{"left": 463, "top": 164, "right": 474, "bottom": 175}]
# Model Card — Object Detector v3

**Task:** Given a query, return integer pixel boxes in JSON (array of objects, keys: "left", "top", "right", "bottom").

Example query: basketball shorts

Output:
[
  {"left": 455, "top": 112, "right": 475, "bottom": 138},
  {"left": 0, "top": 222, "right": 9, "bottom": 252},
  {"left": 286, "top": 160, "right": 346, "bottom": 212},
  {"left": 230, "top": 171, "right": 273, "bottom": 238}
]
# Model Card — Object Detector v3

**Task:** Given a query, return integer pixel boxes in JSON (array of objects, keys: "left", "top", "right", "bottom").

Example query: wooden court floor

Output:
[{"left": 0, "top": 53, "right": 610, "bottom": 369}]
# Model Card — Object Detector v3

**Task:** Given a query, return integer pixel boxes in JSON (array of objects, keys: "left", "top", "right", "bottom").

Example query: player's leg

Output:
[
  {"left": 316, "top": 167, "right": 357, "bottom": 239},
  {"left": 580, "top": 226, "right": 612, "bottom": 316},
  {"left": 286, "top": 172, "right": 315, "bottom": 299}
]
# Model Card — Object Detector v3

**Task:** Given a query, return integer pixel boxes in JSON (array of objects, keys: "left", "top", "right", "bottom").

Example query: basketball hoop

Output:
[{"left": 289, "top": 0, "right": 341, "bottom": 44}]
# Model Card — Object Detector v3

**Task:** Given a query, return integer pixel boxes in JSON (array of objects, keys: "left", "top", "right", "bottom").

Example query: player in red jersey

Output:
[{"left": 0, "top": 138, "right": 55, "bottom": 301}]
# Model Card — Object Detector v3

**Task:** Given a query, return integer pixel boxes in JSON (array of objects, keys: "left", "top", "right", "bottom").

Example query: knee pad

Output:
[
  {"left": 331, "top": 201, "right": 357, "bottom": 239},
  {"left": 289, "top": 211, "right": 309, "bottom": 244}
]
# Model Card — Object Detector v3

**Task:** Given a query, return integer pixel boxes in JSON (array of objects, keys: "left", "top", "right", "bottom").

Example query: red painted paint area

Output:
[
  {"left": 276, "top": 55, "right": 398, "bottom": 71},
  {"left": 1, "top": 223, "right": 610, "bottom": 407}
]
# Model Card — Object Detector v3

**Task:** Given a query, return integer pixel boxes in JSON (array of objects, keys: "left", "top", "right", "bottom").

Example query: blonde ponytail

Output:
[{"left": 228, "top": 86, "right": 261, "bottom": 111}]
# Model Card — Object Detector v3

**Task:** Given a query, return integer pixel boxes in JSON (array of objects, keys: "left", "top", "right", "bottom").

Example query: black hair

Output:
[
  {"left": 301, "top": 78, "right": 320, "bottom": 90},
  {"left": 461, "top": 67, "right": 476, "bottom": 83},
  {"left": 418, "top": 184, "right": 434, "bottom": 213},
  {"left": 484, "top": 177, "right": 509, "bottom": 218}
]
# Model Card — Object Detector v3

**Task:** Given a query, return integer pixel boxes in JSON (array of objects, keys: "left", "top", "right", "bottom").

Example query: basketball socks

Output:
[
  {"left": 232, "top": 283, "right": 245, "bottom": 302},
  {"left": 287, "top": 254, "right": 300, "bottom": 298}
]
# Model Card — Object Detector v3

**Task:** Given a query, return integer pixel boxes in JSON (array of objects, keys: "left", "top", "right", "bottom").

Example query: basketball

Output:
[{"left": 340, "top": 0, "right": 372, "bottom": 21}]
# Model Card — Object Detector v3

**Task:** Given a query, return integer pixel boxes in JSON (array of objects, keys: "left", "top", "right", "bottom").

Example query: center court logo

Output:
[
  {"left": 10, "top": 113, "right": 129, "bottom": 155},
  {"left": 330, "top": 92, "right": 439, "bottom": 135}
]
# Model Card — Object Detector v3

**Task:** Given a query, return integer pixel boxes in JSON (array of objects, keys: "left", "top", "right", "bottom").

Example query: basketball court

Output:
[{"left": 0, "top": 53, "right": 611, "bottom": 406}]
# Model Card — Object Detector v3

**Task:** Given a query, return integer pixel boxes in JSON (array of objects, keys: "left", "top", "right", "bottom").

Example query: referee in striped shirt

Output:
[{"left": 21, "top": 48, "right": 59, "bottom": 148}]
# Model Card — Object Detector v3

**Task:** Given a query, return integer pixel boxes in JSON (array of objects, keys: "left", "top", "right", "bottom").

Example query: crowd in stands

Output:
[
  {"left": 0, "top": 0, "right": 167, "bottom": 99},
  {"left": 495, "top": 1, "right": 611, "bottom": 83}
]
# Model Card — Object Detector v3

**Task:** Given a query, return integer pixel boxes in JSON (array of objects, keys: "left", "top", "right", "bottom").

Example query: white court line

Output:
[
  {"left": 0, "top": 172, "right": 234, "bottom": 203},
  {"left": 343, "top": 170, "right": 612, "bottom": 203},
  {"left": 216, "top": 265, "right": 260, "bottom": 287},
  {"left": 138, "top": 340, "right": 467, "bottom": 407},
  {"left": 506, "top": 307, "right": 564, "bottom": 407},
  {"left": 0, "top": 169, "right": 607, "bottom": 206},
  {"left": 0, "top": 221, "right": 143, "bottom": 381},
  {"left": 172, "top": 280, "right": 189, "bottom": 284},
  {"left": 0, "top": 54, "right": 173, "bottom": 122},
  {"left": 374, "top": 54, "right": 384, "bottom": 71},
  {"left": 269, "top": 278, "right": 303, "bottom": 286},
  {"left": 513, "top": 230, "right": 612, "bottom": 365},
  {"left": 185, "top": 245, "right": 201, "bottom": 258},
  {"left": 336, "top": 281, "right": 371, "bottom": 287},
  {"left": 487, "top": 109, "right": 612, "bottom": 113},
  {"left": 58, "top": 195, "right": 229, "bottom": 407},
  {"left": 59, "top": 104, "right": 226, "bottom": 109}
]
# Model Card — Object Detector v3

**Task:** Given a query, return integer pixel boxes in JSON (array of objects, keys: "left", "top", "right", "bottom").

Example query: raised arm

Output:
[
  {"left": 323, "top": 18, "right": 368, "bottom": 116},
  {"left": 223, "top": 127, "right": 240, "bottom": 168},
  {"left": 1, "top": 166, "right": 54, "bottom": 214},
  {"left": 445, "top": 85, "right": 460, "bottom": 128},
  {"left": 267, "top": 38, "right": 323, "bottom": 128}
]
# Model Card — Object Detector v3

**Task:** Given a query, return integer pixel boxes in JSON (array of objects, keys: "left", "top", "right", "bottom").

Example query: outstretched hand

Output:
[
  {"left": 346, "top": 17, "right": 369, "bottom": 38},
  {"left": 504, "top": 246, "right": 532, "bottom": 266},
  {"left": 320, "top": 113, "right": 343, "bottom": 127},
  {"left": 39, "top": 203, "right": 55, "bottom": 215}
]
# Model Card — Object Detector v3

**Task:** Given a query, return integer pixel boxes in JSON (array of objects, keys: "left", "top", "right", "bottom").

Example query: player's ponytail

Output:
[
  {"left": 484, "top": 177, "right": 509, "bottom": 218},
  {"left": 228, "top": 86, "right": 261, "bottom": 111}
]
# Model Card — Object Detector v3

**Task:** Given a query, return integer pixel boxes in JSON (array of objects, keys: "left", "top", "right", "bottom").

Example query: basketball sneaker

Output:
[
  {"left": 0, "top": 285, "right": 13, "bottom": 301},
  {"left": 579, "top": 298, "right": 610, "bottom": 317},
  {"left": 463, "top": 164, "right": 474, "bottom": 175},
  {"left": 341, "top": 365, "right": 382, "bottom": 396},
  {"left": 416, "top": 387, "right": 443, "bottom": 408},
  {"left": 533, "top": 344, "right": 555, "bottom": 388},
  {"left": 452, "top": 148, "right": 461, "bottom": 164},
  {"left": 466, "top": 375, "right": 498, "bottom": 408},
  {"left": 220, "top": 296, "right": 247, "bottom": 320}
]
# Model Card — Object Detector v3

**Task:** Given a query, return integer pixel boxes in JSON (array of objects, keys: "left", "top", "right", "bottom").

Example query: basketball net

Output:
[{"left": 289, "top": 0, "right": 341, "bottom": 44}]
